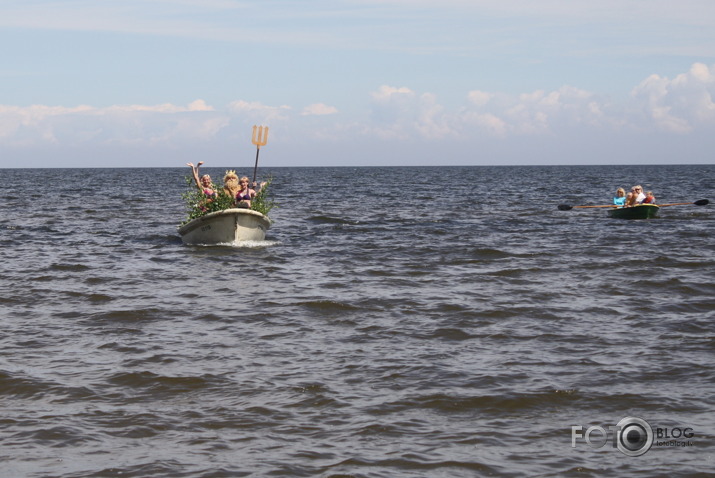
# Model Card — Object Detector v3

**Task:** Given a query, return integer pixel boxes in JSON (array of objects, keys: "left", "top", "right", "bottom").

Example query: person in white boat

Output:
[
  {"left": 625, "top": 185, "right": 646, "bottom": 207},
  {"left": 188, "top": 165, "right": 265, "bottom": 209},
  {"left": 235, "top": 176, "right": 266, "bottom": 208},
  {"left": 222, "top": 170, "right": 241, "bottom": 201},
  {"left": 186, "top": 162, "right": 216, "bottom": 197}
]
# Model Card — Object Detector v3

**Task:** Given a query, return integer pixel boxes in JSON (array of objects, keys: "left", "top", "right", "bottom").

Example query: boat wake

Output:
[
  {"left": 196, "top": 239, "right": 281, "bottom": 248},
  {"left": 234, "top": 239, "right": 280, "bottom": 248}
]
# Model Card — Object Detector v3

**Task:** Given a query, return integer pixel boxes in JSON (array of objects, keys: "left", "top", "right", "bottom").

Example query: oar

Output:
[
  {"left": 558, "top": 204, "right": 616, "bottom": 211},
  {"left": 558, "top": 199, "right": 709, "bottom": 211},
  {"left": 251, "top": 125, "right": 269, "bottom": 184},
  {"left": 658, "top": 199, "right": 709, "bottom": 208}
]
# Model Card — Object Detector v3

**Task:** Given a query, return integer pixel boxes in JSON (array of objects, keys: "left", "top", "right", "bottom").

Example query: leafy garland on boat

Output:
[
  {"left": 249, "top": 178, "right": 276, "bottom": 216},
  {"left": 181, "top": 176, "right": 276, "bottom": 225}
]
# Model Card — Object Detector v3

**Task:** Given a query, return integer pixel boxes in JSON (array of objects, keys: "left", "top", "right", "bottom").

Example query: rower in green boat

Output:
[
  {"left": 613, "top": 188, "right": 627, "bottom": 206},
  {"left": 625, "top": 185, "right": 646, "bottom": 207},
  {"left": 642, "top": 190, "right": 656, "bottom": 204}
]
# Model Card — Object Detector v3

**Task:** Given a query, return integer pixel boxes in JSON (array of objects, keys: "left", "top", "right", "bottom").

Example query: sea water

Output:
[{"left": 1, "top": 165, "right": 714, "bottom": 477}]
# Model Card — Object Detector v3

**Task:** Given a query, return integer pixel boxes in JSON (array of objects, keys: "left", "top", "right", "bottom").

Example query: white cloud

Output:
[
  {"left": 227, "top": 100, "right": 292, "bottom": 123},
  {"left": 359, "top": 68, "right": 712, "bottom": 142},
  {"left": 104, "top": 100, "right": 215, "bottom": 114},
  {"left": 631, "top": 62, "right": 715, "bottom": 133},
  {"left": 187, "top": 99, "right": 214, "bottom": 112},
  {"left": 0, "top": 100, "right": 225, "bottom": 147},
  {"left": 301, "top": 103, "right": 338, "bottom": 116},
  {"left": 506, "top": 86, "right": 609, "bottom": 133},
  {"left": 413, "top": 93, "right": 453, "bottom": 140},
  {"left": 2, "top": 63, "right": 715, "bottom": 162},
  {"left": 368, "top": 85, "right": 425, "bottom": 139},
  {"left": 371, "top": 85, "right": 414, "bottom": 101},
  {"left": 467, "top": 91, "right": 493, "bottom": 107},
  {"left": 461, "top": 85, "right": 617, "bottom": 138},
  {"left": 0, "top": 104, "right": 93, "bottom": 144},
  {"left": 461, "top": 112, "right": 508, "bottom": 138}
]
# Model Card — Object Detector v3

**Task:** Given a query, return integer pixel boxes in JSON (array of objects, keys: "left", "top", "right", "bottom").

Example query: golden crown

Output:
[{"left": 224, "top": 169, "right": 237, "bottom": 178}]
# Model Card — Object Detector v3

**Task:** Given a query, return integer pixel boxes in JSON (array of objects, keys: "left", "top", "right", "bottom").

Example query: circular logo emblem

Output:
[{"left": 616, "top": 417, "right": 653, "bottom": 456}]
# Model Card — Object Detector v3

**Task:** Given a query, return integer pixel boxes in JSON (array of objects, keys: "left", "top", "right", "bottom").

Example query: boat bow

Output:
[{"left": 179, "top": 208, "right": 271, "bottom": 245}]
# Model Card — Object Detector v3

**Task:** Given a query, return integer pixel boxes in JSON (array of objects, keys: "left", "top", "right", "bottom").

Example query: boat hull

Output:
[
  {"left": 178, "top": 208, "right": 271, "bottom": 245},
  {"left": 608, "top": 204, "right": 660, "bottom": 220}
]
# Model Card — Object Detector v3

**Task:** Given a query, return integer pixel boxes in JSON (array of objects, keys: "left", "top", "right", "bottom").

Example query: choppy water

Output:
[{"left": 1, "top": 165, "right": 714, "bottom": 477}]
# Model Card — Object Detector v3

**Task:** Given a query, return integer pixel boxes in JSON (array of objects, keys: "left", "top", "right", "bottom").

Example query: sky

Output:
[{"left": 1, "top": 0, "right": 715, "bottom": 168}]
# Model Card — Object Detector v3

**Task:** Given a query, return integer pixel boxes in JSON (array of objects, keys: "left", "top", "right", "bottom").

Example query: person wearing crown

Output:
[{"left": 223, "top": 170, "right": 241, "bottom": 201}]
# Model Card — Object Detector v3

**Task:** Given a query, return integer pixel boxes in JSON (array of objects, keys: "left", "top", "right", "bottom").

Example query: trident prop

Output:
[{"left": 251, "top": 125, "right": 269, "bottom": 183}]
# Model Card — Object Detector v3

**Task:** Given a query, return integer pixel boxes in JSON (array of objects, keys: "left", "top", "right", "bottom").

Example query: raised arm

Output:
[
  {"left": 186, "top": 161, "right": 204, "bottom": 191},
  {"left": 252, "top": 181, "right": 267, "bottom": 196}
]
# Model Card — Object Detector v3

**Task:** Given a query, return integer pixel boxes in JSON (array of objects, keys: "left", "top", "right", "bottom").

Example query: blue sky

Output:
[{"left": 1, "top": 0, "right": 715, "bottom": 167}]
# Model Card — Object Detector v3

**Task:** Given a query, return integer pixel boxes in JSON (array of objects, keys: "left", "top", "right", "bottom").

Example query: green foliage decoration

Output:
[
  {"left": 180, "top": 175, "right": 276, "bottom": 225},
  {"left": 250, "top": 177, "right": 276, "bottom": 216},
  {"left": 181, "top": 176, "right": 232, "bottom": 225}
]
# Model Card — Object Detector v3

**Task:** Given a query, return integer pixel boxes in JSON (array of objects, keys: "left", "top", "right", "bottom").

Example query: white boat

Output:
[{"left": 178, "top": 208, "right": 271, "bottom": 245}]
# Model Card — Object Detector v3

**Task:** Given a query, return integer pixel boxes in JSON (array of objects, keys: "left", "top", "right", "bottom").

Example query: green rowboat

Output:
[{"left": 608, "top": 204, "right": 659, "bottom": 220}]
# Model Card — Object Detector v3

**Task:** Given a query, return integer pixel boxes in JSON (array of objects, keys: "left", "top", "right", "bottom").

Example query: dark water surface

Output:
[{"left": 1, "top": 165, "right": 714, "bottom": 477}]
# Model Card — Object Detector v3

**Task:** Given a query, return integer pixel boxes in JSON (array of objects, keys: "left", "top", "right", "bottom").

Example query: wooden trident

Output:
[{"left": 251, "top": 125, "right": 269, "bottom": 183}]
